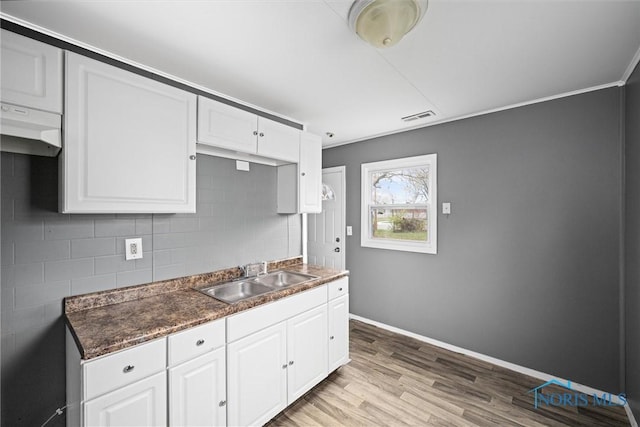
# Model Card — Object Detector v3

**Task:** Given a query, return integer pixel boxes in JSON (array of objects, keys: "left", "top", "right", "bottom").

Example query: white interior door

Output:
[{"left": 308, "top": 166, "right": 345, "bottom": 270}]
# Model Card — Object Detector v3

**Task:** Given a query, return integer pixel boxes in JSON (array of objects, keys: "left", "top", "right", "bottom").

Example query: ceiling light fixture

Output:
[{"left": 348, "top": 0, "right": 428, "bottom": 48}]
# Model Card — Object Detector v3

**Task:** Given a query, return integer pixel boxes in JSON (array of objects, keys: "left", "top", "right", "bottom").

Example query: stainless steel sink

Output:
[
  {"left": 198, "top": 270, "right": 318, "bottom": 304},
  {"left": 199, "top": 280, "right": 273, "bottom": 304},
  {"left": 254, "top": 271, "right": 318, "bottom": 288}
]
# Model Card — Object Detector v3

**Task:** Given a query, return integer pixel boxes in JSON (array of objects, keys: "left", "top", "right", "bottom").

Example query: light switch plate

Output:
[
  {"left": 125, "top": 238, "right": 143, "bottom": 260},
  {"left": 442, "top": 202, "right": 451, "bottom": 215},
  {"left": 346, "top": 226, "right": 353, "bottom": 236}
]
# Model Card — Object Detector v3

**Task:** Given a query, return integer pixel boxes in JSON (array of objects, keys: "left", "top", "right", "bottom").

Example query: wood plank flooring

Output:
[{"left": 267, "top": 319, "right": 631, "bottom": 426}]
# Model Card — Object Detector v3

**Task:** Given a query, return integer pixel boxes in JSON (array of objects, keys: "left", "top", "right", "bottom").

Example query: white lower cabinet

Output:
[
  {"left": 227, "top": 322, "right": 288, "bottom": 427},
  {"left": 328, "top": 294, "right": 350, "bottom": 371},
  {"left": 227, "top": 305, "right": 329, "bottom": 427},
  {"left": 169, "top": 347, "right": 226, "bottom": 427},
  {"left": 287, "top": 305, "right": 328, "bottom": 401},
  {"left": 67, "top": 278, "right": 348, "bottom": 427},
  {"left": 84, "top": 372, "right": 166, "bottom": 427},
  {"left": 328, "top": 277, "right": 350, "bottom": 372}
]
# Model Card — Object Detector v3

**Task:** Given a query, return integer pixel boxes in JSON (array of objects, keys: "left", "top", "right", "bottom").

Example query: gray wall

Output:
[
  {"left": 625, "top": 62, "right": 640, "bottom": 419},
  {"left": 324, "top": 87, "right": 623, "bottom": 393},
  {"left": 0, "top": 153, "right": 301, "bottom": 426}
]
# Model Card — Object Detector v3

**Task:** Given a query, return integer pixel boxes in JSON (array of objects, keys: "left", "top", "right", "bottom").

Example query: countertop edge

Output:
[{"left": 66, "top": 266, "right": 348, "bottom": 361}]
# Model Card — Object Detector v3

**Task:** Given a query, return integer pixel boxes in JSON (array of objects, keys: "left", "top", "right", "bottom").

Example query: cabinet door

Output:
[
  {"left": 257, "top": 117, "right": 300, "bottom": 163},
  {"left": 299, "top": 132, "right": 322, "bottom": 213},
  {"left": 62, "top": 51, "right": 196, "bottom": 213},
  {"left": 328, "top": 294, "right": 350, "bottom": 372},
  {"left": 84, "top": 372, "right": 166, "bottom": 427},
  {"left": 286, "top": 304, "right": 328, "bottom": 402},
  {"left": 197, "top": 96, "right": 258, "bottom": 153},
  {"left": 0, "top": 29, "right": 63, "bottom": 113},
  {"left": 169, "top": 348, "right": 226, "bottom": 427},
  {"left": 227, "top": 322, "right": 287, "bottom": 427}
]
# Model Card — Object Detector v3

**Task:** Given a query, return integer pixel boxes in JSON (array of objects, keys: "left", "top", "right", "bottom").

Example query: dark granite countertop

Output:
[{"left": 64, "top": 257, "right": 348, "bottom": 360}]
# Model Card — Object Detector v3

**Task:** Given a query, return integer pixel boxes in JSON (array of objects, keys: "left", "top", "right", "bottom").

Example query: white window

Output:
[{"left": 361, "top": 154, "right": 437, "bottom": 254}]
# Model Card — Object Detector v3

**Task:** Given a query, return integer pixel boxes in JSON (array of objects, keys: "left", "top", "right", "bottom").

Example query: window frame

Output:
[{"left": 360, "top": 154, "right": 437, "bottom": 254}]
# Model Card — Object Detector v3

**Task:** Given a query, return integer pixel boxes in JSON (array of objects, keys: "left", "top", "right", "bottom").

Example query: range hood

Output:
[{"left": 0, "top": 102, "right": 62, "bottom": 157}]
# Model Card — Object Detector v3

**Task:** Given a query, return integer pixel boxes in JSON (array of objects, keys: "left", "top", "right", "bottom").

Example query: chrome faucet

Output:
[{"left": 240, "top": 261, "right": 267, "bottom": 278}]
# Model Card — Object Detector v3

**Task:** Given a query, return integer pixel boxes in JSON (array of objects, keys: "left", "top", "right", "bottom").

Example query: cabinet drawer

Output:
[
  {"left": 168, "top": 319, "right": 225, "bottom": 366},
  {"left": 227, "top": 285, "right": 327, "bottom": 343},
  {"left": 328, "top": 277, "right": 349, "bottom": 300},
  {"left": 83, "top": 338, "right": 166, "bottom": 401}
]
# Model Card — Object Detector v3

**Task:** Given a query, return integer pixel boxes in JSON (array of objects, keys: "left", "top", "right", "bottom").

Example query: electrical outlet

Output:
[{"left": 125, "top": 238, "right": 143, "bottom": 260}]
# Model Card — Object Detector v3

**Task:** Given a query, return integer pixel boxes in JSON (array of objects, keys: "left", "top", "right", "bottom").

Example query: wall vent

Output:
[{"left": 401, "top": 110, "right": 435, "bottom": 122}]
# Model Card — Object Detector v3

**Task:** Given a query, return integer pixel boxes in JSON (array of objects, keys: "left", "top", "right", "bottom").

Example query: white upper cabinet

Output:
[
  {"left": 197, "top": 96, "right": 258, "bottom": 153},
  {"left": 277, "top": 132, "right": 322, "bottom": 214},
  {"left": 298, "top": 132, "right": 322, "bottom": 213},
  {"left": 197, "top": 96, "right": 300, "bottom": 164},
  {"left": 0, "top": 30, "right": 63, "bottom": 113},
  {"left": 62, "top": 51, "right": 197, "bottom": 213},
  {"left": 257, "top": 118, "right": 300, "bottom": 163}
]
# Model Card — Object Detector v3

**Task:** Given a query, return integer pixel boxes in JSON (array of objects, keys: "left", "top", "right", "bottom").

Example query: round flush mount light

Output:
[{"left": 348, "top": 0, "right": 428, "bottom": 48}]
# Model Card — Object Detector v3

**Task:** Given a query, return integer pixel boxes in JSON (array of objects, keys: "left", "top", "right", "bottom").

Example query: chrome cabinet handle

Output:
[
  {"left": 253, "top": 130, "right": 258, "bottom": 136},
  {"left": 338, "top": 287, "right": 343, "bottom": 291},
  {"left": 289, "top": 360, "right": 294, "bottom": 366},
  {"left": 123, "top": 365, "right": 135, "bottom": 373},
  {"left": 189, "top": 155, "right": 196, "bottom": 160},
  {"left": 282, "top": 364, "right": 288, "bottom": 369},
  {"left": 301, "top": 172, "right": 306, "bottom": 176},
  {"left": 259, "top": 132, "right": 264, "bottom": 137},
  {"left": 196, "top": 339, "right": 205, "bottom": 346},
  {"left": 219, "top": 400, "right": 227, "bottom": 407},
  {"left": 330, "top": 336, "right": 335, "bottom": 340}
]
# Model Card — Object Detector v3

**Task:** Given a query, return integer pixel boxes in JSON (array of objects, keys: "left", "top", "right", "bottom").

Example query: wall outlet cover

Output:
[{"left": 125, "top": 238, "right": 143, "bottom": 260}]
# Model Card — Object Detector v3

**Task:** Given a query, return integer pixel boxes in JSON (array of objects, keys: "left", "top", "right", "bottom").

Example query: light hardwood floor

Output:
[{"left": 267, "top": 319, "right": 631, "bottom": 426}]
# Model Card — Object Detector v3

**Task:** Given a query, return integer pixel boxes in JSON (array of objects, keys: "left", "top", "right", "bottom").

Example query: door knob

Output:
[
  {"left": 334, "top": 247, "right": 340, "bottom": 252},
  {"left": 335, "top": 237, "right": 340, "bottom": 242}
]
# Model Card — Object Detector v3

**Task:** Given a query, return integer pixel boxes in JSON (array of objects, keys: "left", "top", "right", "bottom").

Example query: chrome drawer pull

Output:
[
  {"left": 219, "top": 400, "right": 227, "bottom": 407},
  {"left": 338, "top": 287, "right": 343, "bottom": 291},
  {"left": 123, "top": 365, "right": 135, "bottom": 373},
  {"left": 196, "top": 339, "right": 205, "bottom": 346},
  {"left": 330, "top": 336, "right": 335, "bottom": 340}
]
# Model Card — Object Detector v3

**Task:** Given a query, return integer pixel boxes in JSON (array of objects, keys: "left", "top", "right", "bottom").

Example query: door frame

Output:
[{"left": 302, "top": 166, "right": 346, "bottom": 268}]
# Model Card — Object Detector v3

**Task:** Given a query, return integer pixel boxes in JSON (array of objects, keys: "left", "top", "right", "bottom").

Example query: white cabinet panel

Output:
[
  {"left": 287, "top": 305, "right": 328, "bottom": 402},
  {"left": 328, "top": 277, "right": 349, "bottom": 301},
  {"left": 84, "top": 372, "right": 166, "bottom": 427},
  {"left": 197, "top": 95, "right": 300, "bottom": 164},
  {"left": 328, "top": 294, "right": 350, "bottom": 372},
  {"left": 83, "top": 338, "right": 166, "bottom": 401},
  {"left": 257, "top": 117, "right": 300, "bottom": 163},
  {"left": 169, "top": 348, "right": 226, "bottom": 427},
  {"left": 227, "top": 322, "right": 288, "bottom": 427},
  {"left": 277, "top": 132, "right": 322, "bottom": 214},
  {"left": 62, "top": 51, "right": 196, "bottom": 213},
  {"left": 299, "top": 132, "right": 322, "bottom": 213},
  {"left": 197, "top": 96, "right": 257, "bottom": 153},
  {"left": 226, "top": 285, "right": 327, "bottom": 342},
  {"left": 0, "top": 29, "right": 63, "bottom": 113},
  {"left": 168, "top": 319, "right": 225, "bottom": 366}
]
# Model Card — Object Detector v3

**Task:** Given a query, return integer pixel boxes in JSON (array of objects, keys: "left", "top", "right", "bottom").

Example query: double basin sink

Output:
[{"left": 198, "top": 270, "right": 318, "bottom": 304}]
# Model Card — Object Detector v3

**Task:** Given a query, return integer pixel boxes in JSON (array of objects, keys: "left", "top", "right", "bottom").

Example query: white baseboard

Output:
[{"left": 349, "top": 313, "right": 637, "bottom": 423}]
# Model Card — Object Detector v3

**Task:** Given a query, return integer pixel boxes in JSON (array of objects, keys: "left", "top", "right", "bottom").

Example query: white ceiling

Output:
[{"left": 2, "top": 0, "right": 640, "bottom": 147}]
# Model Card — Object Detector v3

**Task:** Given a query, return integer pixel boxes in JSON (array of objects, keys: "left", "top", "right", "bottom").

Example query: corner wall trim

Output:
[{"left": 349, "top": 313, "right": 635, "bottom": 417}]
